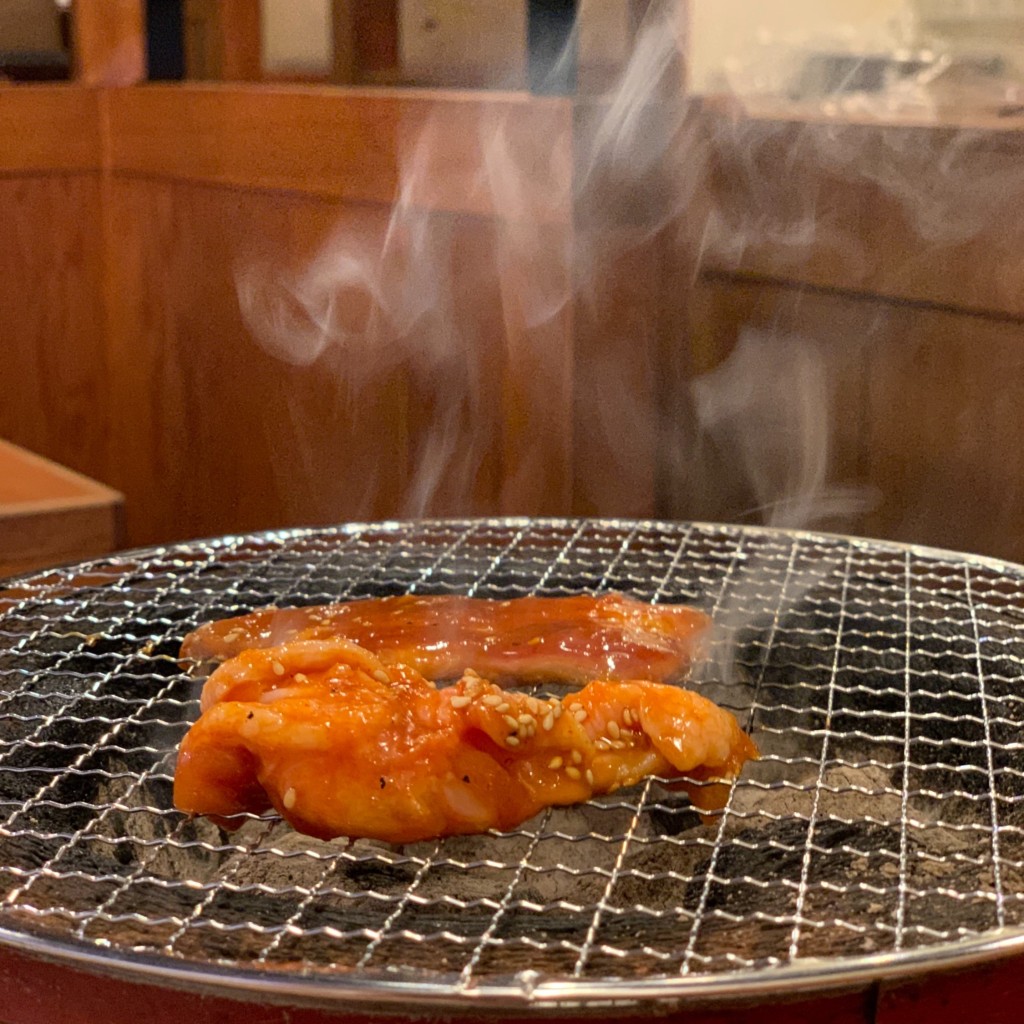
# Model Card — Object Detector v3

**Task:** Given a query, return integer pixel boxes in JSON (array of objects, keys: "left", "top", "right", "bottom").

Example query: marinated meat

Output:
[
  {"left": 174, "top": 639, "right": 758, "bottom": 843},
  {"left": 181, "top": 593, "right": 710, "bottom": 687}
]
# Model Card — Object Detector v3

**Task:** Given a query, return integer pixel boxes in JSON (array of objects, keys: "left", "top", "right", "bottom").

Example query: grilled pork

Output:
[
  {"left": 174, "top": 639, "right": 758, "bottom": 843},
  {"left": 181, "top": 593, "right": 710, "bottom": 687}
]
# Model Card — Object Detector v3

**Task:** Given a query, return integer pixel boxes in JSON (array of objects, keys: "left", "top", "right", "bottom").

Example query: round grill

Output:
[{"left": 0, "top": 517, "right": 1023, "bottom": 1013}]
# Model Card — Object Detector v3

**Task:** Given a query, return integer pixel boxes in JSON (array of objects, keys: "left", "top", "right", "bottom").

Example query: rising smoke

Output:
[{"left": 237, "top": 0, "right": 1003, "bottom": 538}]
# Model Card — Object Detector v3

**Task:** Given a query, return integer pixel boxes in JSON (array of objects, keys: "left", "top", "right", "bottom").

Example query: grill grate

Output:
[{"left": 1, "top": 517, "right": 1024, "bottom": 1011}]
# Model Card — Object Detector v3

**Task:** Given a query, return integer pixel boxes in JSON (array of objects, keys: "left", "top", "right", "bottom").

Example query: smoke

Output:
[
  {"left": 689, "top": 329, "right": 872, "bottom": 531},
  {"left": 236, "top": 0, "right": 986, "bottom": 545}
]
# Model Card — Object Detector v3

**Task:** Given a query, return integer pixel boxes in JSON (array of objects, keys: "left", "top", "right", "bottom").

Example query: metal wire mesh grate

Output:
[{"left": 1, "top": 517, "right": 1024, "bottom": 1011}]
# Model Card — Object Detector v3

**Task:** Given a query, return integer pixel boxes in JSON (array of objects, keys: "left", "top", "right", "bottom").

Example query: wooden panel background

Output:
[
  {"left": 0, "top": 85, "right": 575, "bottom": 549},
  {"left": 4, "top": 81, "right": 1024, "bottom": 558},
  {"left": 0, "top": 88, "right": 108, "bottom": 500},
  {"left": 671, "top": 105, "right": 1024, "bottom": 562}
]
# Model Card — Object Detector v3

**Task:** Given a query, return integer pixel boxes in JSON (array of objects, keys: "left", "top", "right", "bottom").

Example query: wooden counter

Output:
[{"left": 0, "top": 439, "right": 123, "bottom": 578}]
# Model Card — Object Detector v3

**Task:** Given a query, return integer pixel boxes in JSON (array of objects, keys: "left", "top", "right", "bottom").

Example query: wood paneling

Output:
[
  {"left": 700, "top": 110, "right": 1024, "bottom": 319},
  {"left": 101, "top": 175, "right": 572, "bottom": 546},
  {"left": 102, "top": 180, "right": 400, "bottom": 544},
  {"left": 0, "top": 85, "right": 576, "bottom": 550},
  {"left": 0, "top": 173, "right": 109, "bottom": 485},
  {"left": 72, "top": 0, "right": 146, "bottom": 86},
  {"left": 675, "top": 275, "right": 1024, "bottom": 562},
  {"left": 865, "top": 302, "right": 1024, "bottom": 561},
  {"left": 184, "top": 0, "right": 262, "bottom": 82},
  {"left": 0, "top": 86, "right": 102, "bottom": 173},
  {"left": 105, "top": 85, "right": 573, "bottom": 218}
]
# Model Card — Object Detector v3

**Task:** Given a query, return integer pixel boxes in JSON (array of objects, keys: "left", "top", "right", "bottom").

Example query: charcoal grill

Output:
[{"left": 1, "top": 517, "right": 1024, "bottom": 1018}]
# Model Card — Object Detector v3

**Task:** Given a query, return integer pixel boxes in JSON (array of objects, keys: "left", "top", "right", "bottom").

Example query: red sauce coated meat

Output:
[
  {"left": 180, "top": 593, "right": 710, "bottom": 687},
  {"left": 174, "top": 639, "right": 758, "bottom": 844}
]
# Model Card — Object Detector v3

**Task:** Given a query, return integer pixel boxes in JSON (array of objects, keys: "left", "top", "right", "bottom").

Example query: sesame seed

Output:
[
  {"left": 622, "top": 708, "right": 633, "bottom": 726},
  {"left": 294, "top": 673, "right": 309, "bottom": 684},
  {"left": 571, "top": 750, "right": 583, "bottom": 765},
  {"left": 607, "top": 720, "right": 621, "bottom": 740},
  {"left": 566, "top": 766, "right": 582, "bottom": 780},
  {"left": 271, "top": 661, "right": 285, "bottom": 676},
  {"left": 496, "top": 703, "right": 510, "bottom": 714},
  {"left": 548, "top": 756, "right": 564, "bottom": 769},
  {"left": 567, "top": 703, "right": 581, "bottom": 715},
  {"left": 585, "top": 769, "right": 594, "bottom": 786},
  {"left": 482, "top": 694, "right": 503, "bottom": 706},
  {"left": 542, "top": 712, "right": 554, "bottom": 731},
  {"left": 450, "top": 694, "right": 472, "bottom": 709},
  {"left": 518, "top": 713, "right": 535, "bottom": 727},
  {"left": 553, "top": 704, "right": 563, "bottom": 719},
  {"left": 506, "top": 735, "right": 520, "bottom": 747},
  {"left": 503, "top": 714, "right": 520, "bottom": 730},
  {"left": 574, "top": 708, "right": 588, "bottom": 723},
  {"left": 283, "top": 787, "right": 296, "bottom": 809},
  {"left": 373, "top": 669, "right": 390, "bottom": 684}
]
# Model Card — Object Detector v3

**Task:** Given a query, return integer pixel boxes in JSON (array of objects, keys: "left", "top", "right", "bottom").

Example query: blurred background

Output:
[{"left": 3, "top": 0, "right": 1024, "bottom": 576}]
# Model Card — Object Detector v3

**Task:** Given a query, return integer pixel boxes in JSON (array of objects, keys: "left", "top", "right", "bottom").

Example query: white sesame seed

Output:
[
  {"left": 506, "top": 735, "right": 520, "bottom": 747},
  {"left": 566, "top": 766, "right": 581, "bottom": 780},
  {"left": 571, "top": 750, "right": 583, "bottom": 765},
  {"left": 585, "top": 769, "right": 594, "bottom": 786},
  {"left": 496, "top": 703, "right": 510, "bottom": 714},
  {"left": 553, "top": 704, "right": 563, "bottom": 719},
  {"left": 450, "top": 694, "right": 472, "bottom": 708},
  {"left": 607, "top": 720, "right": 621, "bottom": 740},
  {"left": 373, "top": 669, "right": 390, "bottom": 684},
  {"left": 518, "top": 713, "right": 535, "bottom": 727},
  {"left": 622, "top": 708, "right": 633, "bottom": 727},
  {"left": 482, "top": 694, "right": 503, "bottom": 707},
  {"left": 574, "top": 709, "right": 588, "bottom": 723},
  {"left": 294, "top": 673, "right": 309, "bottom": 684},
  {"left": 542, "top": 712, "right": 554, "bottom": 731},
  {"left": 283, "top": 787, "right": 296, "bottom": 809},
  {"left": 548, "top": 756, "right": 564, "bottom": 769},
  {"left": 503, "top": 714, "right": 520, "bottom": 730},
  {"left": 271, "top": 661, "right": 285, "bottom": 676}
]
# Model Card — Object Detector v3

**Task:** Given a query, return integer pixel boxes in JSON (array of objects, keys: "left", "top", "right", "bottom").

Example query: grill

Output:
[{"left": 1, "top": 517, "right": 1024, "bottom": 1015}]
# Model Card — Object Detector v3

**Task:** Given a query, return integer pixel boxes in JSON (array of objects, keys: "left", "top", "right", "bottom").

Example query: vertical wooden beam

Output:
[
  {"left": 72, "top": 0, "right": 146, "bottom": 86},
  {"left": 183, "top": 0, "right": 261, "bottom": 81},
  {"left": 218, "top": 0, "right": 262, "bottom": 81},
  {"left": 331, "top": 0, "right": 356, "bottom": 84},
  {"left": 332, "top": 0, "right": 399, "bottom": 85}
]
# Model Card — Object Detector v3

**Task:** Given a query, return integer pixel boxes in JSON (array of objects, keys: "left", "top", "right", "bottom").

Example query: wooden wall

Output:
[
  {"left": 0, "top": 89, "right": 108, "bottom": 489},
  {"left": 0, "top": 84, "right": 575, "bottom": 548},
  {"left": 5, "top": 76, "right": 1024, "bottom": 562},
  {"left": 669, "top": 109, "right": 1024, "bottom": 562}
]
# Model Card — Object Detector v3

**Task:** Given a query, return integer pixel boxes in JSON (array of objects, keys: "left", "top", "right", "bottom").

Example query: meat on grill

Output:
[
  {"left": 180, "top": 593, "right": 710, "bottom": 687},
  {"left": 173, "top": 639, "right": 758, "bottom": 843}
]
